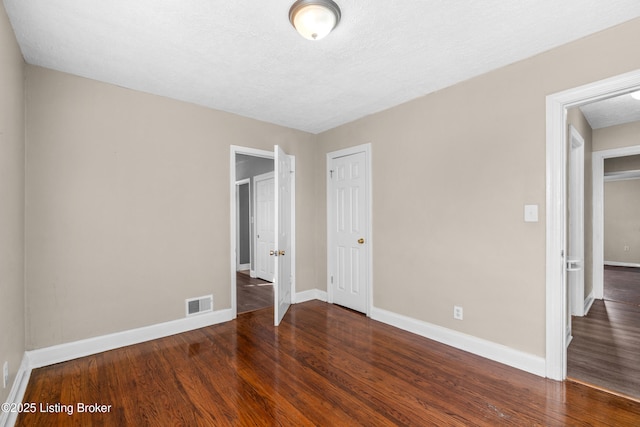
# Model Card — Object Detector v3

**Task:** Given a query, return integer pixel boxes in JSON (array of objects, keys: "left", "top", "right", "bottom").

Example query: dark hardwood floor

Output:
[
  {"left": 17, "top": 301, "right": 640, "bottom": 426},
  {"left": 604, "top": 266, "right": 640, "bottom": 306},
  {"left": 237, "top": 271, "right": 273, "bottom": 314},
  {"left": 567, "top": 266, "right": 640, "bottom": 401}
]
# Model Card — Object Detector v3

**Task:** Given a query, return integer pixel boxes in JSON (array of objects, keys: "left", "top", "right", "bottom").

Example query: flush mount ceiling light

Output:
[
  {"left": 631, "top": 90, "right": 640, "bottom": 100},
  {"left": 289, "top": 0, "right": 341, "bottom": 40}
]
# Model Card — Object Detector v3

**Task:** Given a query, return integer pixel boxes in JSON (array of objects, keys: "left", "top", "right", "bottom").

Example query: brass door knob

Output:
[
  {"left": 269, "top": 250, "right": 276, "bottom": 256},
  {"left": 358, "top": 238, "right": 365, "bottom": 244},
  {"left": 278, "top": 250, "right": 286, "bottom": 256}
]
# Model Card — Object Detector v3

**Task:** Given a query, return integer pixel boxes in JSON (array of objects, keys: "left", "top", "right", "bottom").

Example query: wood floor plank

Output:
[
  {"left": 604, "top": 266, "right": 640, "bottom": 305},
  {"left": 568, "top": 266, "right": 640, "bottom": 401},
  {"left": 16, "top": 301, "right": 640, "bottom": 426}
]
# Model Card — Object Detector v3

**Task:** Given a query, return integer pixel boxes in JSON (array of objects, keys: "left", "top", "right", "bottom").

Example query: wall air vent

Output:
[{"left": 185, "top": 295, "right": 213, "bottom": 317}]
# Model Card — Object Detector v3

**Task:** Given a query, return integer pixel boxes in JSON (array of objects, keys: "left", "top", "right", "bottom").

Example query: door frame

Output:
[
  {"left": 230, "top": 145, "right": 296, "bottom": 319},
  {"left": 545, "top": 69, "right": 640, "bottom": 380},
  {"left": 326, "top": 143, "right": 373, "bottom": 316},
  {"left": 592, "top": 144, "right": 640, "bottom": 299}
]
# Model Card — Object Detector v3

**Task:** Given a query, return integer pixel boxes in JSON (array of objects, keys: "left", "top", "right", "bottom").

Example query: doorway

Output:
[
  {"left": 593, "top": 147, "right": 640, "bottom": 297},
  {"left": 327, "top": 143, "right": 372, "bottom": 315},
  {"left": 234, "top": 154, "right": 274, "bottom": 314},
  {"left": 230, "top": 145, "right": 295, "bottom": 323},
  {"left": 567, "top": 149, "right": 640, "bottom": 399},
  {"left": 545, "top": 69, "right": 640, "bottom": 381}
]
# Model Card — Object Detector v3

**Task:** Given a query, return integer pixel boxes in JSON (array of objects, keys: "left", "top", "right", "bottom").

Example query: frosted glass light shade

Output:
[
  {"left": 631, "top": 90, "right": 640, "bottom": 100},
  {"left": 289, "top": 0, "right": 341, "bottom": 40}
]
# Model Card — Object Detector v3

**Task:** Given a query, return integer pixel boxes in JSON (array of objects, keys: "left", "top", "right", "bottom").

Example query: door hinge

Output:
[
  {"left": 330, "top": 275, "right": 333, "bottom": 284},
  {"left": 329, "top": 170, "right": 334, "bottom": 179}
]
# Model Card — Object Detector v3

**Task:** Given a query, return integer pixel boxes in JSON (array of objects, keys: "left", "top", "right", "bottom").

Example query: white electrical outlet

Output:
[
  {"left": 453, "top": 306, "right": 463, "bottom": 320},
  {"left": 3, "top": 361, "right": 8, "bottom": 388}
]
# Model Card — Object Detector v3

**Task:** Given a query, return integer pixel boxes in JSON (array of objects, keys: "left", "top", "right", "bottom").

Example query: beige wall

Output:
[
  {"left": 0, "top": 3, "right": 25, "bottom": 403},
  {"left": 316, "top": 18, "right": 640, "bottom": 357},
  {"left": 567, "top": 108, "right": 594, "bottom": 299},
  {"left": 593, "top": 120, "right": 640, "bottom": 152},
  {"left": 25, "top": 66, "right": 317, "bottom": 349},
  {"left": 605, "top": 179, "right": 640, "bottom": 264},
  {"left": 605, "top": 153, "right": 640, "bottom": 172}
]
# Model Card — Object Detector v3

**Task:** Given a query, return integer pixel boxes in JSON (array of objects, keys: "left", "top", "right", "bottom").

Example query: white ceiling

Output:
[
  {"left": 580, "top": 91, "right": 640, "bottom": 129},
  {"left": 4, "top": 0, "right": 640, "bottom": 134}
]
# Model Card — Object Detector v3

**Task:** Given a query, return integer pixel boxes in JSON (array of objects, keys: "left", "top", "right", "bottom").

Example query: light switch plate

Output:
[{"left": 524, "top": 204, "right": 538, "bottom": 222}]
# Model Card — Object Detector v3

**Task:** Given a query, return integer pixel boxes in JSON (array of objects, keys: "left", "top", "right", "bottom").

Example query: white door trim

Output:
[
  {"left": 326, "top": 143, "right": 373, "bottom": 316},
  {"left": 545, "top": 69, "right": 640, "bottom": 380},
  {"left": 593, "top": 144, "right": 640, "bottom": 300},
  {"left": 230, "top": 145, "right": 274, "bottom": 319},
  {"left": 289, "top": 156, "right": 297, "bottom": 304}
]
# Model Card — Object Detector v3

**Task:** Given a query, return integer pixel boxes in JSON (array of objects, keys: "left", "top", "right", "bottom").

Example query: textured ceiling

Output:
[
  {"left": 4, "top": 0, "right": 640, "bottom": 134},
  {"left": 580, "top": 91, "right": 640, "bottom": 129}
]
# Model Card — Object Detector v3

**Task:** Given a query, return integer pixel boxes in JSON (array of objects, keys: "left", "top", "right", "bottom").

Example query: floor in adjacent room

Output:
[
  {"left": 567, "top": 266, "right": 640, "bottom": 401},
  {"left": 237, "top": 270, "right": 273, "bottom": 314}
]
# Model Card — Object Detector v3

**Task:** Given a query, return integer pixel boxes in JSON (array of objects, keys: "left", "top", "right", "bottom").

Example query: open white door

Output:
[
  {"left": 568, "top": 126, "right": 585, "bottom": 318},
  {"left": 273, "top": 145, "right": 292, "bottom": 326}
]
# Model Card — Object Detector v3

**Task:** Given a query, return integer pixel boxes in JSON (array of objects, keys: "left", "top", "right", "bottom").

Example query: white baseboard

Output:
[
  {"left": 26, "top": 308, "right": 232, "bottom": 369},
  {"left": 1, "top": 309, "right": 231, "bottom": 427},
  {"left": 370, "top": 307, "right": 546, "bottom": 377},
  {"left": 17, "top": 290, "right": 328, "bottom": 372},
  {"left": 249, "top": 270, "right": 257, "bottom": 278},
  {"left": 0, "top": 354, "right": 31, "bottom": 427},
  {"left": 237, "top": 264, "right": 250, "bottom": 271},
  {"left": 20, "top": 289, "right": 334, "bottom": 373},
  {"left": 604, "top": 261, "right": 640, "bottom": 268},
  {"left": 295, "top": 289, "right": 327, "bottom": 304},
  {"left": 583, "top": 291, "right": 595, "bottom": 315}
]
